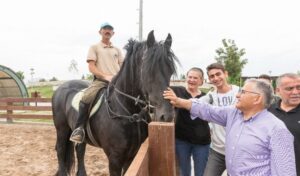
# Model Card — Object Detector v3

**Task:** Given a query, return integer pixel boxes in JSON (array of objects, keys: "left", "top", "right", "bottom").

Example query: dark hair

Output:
[
  {"left": 187, "top": 67, "right": 204, "bottom": 78},
  {"left": 206, "top": 62, "right": 225, "bottom": 74},
  {"left": 258, "top": 74, "right": 271, "bottom": 81}
]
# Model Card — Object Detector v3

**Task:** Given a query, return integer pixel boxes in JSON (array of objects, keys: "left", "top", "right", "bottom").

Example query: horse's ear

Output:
[
  {"left": 147, "top": 30, "right": 155, "bottom": 48},
  {"left": 165, "top": 33, "right": 172, "bottom": 50}
]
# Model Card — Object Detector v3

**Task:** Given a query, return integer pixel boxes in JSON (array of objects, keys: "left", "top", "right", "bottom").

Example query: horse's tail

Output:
[
  {"left": 52, "top": 86, "right": 76, "bottom": 175},
  {"left": 55, "top": 131, "right": 75, "bottom": 176}
]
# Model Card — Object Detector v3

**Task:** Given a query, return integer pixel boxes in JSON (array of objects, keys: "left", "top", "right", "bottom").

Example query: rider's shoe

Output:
[{"left": 69, "top": 127, "right": 85, "bottom": 143}]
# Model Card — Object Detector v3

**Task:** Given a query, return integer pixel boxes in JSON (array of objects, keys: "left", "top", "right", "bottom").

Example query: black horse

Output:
[{"left": 52, "top": 31, "right": 178, "bottom": 176}]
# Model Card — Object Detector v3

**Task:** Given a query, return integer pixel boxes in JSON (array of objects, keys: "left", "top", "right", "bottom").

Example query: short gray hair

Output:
[
  {"left": 245, "top": 78, "right": 274, "bottom": 108},
  {"left": 276, "top": 73, "right": 300, "bottom": 87},
  {"left": 187, "top": 67, "right": 204, "bottom": 78}
]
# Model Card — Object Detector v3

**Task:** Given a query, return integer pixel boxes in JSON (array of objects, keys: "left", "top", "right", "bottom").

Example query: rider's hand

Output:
[{"left": 104, "top": 75, "right": 114, "bottom": 82}]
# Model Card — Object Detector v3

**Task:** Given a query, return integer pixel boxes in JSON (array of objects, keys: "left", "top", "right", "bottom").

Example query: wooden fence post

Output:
[
  {"left": 148, "top": 122, "right": 175, "bottom": 176},
  {"left": 6, "top": 102, "right": 13, "bottom": 123}
]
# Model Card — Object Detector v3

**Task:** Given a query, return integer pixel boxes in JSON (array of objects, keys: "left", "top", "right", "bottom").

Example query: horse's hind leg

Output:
[
  {"left": 75, "top": 143, "right": 87, "bottom": 176},
  {"left": 55, "top": 126, "right": 74, "bottom": 176}
]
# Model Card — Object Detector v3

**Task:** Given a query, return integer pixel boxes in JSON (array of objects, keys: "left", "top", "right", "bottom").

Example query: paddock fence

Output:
[
  {"left": 0, "top": 98, "right": 177, "bottom": 175},
  {"left": 0, "top": 97, "right": 52, "bottom": 123}
]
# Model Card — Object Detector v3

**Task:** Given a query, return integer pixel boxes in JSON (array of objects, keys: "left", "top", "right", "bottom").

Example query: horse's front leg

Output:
[
  {"left": 121, "top": 156, "right": 135, "bottom": 176},
  {"left": 75, "top": 143, "right": 87, "bottom": 176},
  {"left": 108, "top": 152, "right": 126, "bottom": 176}
]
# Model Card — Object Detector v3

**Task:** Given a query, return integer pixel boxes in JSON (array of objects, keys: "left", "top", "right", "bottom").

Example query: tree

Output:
[
  {"left": 180, "top": 74, "right": 186, "bottom": 80},
  {"left": 215, "top": 39, "right": 248, "bottom": 85},
  {"left": 16, "top": 71, "right": 25, "bottom": 80},
  {"left": 68, "top": 59, "right": 79, "bottom": 74},
  {"left": 39, "top": 78, "right": 46, "bottom": 82},
  {"left": 49, "top": 77, "right": 58, "bottom": 81},
  {"left": 85, "top": 74, "right": 94, "bottom": 80}
]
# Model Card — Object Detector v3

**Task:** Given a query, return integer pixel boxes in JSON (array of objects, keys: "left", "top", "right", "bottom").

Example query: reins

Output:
[
  {"left": 113, "top": 86, "right": 155, "bottom": 109},
  {"left": 103, "top": 85, "right": 153, "bottom": 124}
]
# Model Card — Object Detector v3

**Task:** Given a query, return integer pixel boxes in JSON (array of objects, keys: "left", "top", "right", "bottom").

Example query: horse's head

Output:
[{"left": 141, "top": 31, "right": 178, "bottom": 122}]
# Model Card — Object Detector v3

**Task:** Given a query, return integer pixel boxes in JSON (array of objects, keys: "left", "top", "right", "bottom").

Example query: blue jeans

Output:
[{"left": 176, "top": 138, "right": 210, "bottom": 176}]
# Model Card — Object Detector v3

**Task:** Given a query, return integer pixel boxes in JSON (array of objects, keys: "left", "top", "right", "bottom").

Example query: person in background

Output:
[
  {"left": 163, "top": 78, "right": 296, "bottom": 176},
  {"left": 258, "top": 73, "right": 281, "bottom": 103},
  {"left": 268, "top": 73, "right": 300, "bottom": 175},
  {"left": 199, "top": 63, "right": 239, "bottom": 176},
  {"left": 258, "top": 74, "right": 272, "bottom": 84},
  {"left": 172, "top": 67, "right": 210, "bottom": 176},
  {"left": 70, "top": 22, "right": 123, "bottom": 143}
]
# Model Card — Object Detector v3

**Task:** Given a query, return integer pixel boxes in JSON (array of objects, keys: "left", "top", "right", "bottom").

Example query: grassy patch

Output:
[
  {"left": 28, "top": 86, "right": 54, "bottom": 98},
  {"left": 13, "top": 119, "right": 54, "bottom": 125},
  {"left": 200, "top": 87, "right": 211, "bottom": 94}
]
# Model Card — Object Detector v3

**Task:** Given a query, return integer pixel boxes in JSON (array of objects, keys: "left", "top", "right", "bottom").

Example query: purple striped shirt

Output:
[{"left": 190, "top": 100, "right": 296, "bottom": 176}]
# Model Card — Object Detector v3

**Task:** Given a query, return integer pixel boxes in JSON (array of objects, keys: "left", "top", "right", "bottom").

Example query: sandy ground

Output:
[{"left": 0, "top": 123, "right": 109, "bottom": 176}]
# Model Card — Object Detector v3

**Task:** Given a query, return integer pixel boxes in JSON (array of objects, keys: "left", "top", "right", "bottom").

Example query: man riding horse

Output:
[{"left": 70, "top": 22, "right": 124, "bottom": 143}]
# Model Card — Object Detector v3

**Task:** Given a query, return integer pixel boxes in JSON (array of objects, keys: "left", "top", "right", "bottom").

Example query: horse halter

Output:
[
  {"left": 113, "top": 86, "right": 155, "bottom": 109},
  {"left": 104, "top": 85, "right": 155, "bottom": 123}
]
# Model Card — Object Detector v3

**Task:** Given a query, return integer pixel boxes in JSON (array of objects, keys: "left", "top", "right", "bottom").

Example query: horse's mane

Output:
[
  {"left": 111, "top": 35, "right": 180, "bottom": 101},
  {"left": 111, "top": 39, "right": 144, "bottom": 88},
  {"left": 111, "top": 37, "right": 179, "bottom": 93}
]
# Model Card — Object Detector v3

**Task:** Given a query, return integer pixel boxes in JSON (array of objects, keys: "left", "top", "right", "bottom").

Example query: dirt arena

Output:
[{"left": 0, "top": 123, "right": 109, "bottom": 176}]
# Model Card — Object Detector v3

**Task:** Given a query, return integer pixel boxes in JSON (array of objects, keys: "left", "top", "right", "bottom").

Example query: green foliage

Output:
[
  {"left": 16, "top": 71, "right": 25, "bottom": 80},
  {"left": 39, "top": 78, "right": 46, "bottom": 82},
  {"left": 85, "top": 74, "right": 94, "bottom": 80},
  {"left": 215, "top": 39, "right": 248, "bottom": 85},
  {"left": 199, "top": 87, "right": 211, "bottom": 94},
  {"left": 49, "top": 77, "right": 58, "bottom": 81},
  {"left": 180, "top": 74, "right": 186, "bottom": 80},
  {"left": 28, "top": 86, "right": 54, "bottom": 98}
]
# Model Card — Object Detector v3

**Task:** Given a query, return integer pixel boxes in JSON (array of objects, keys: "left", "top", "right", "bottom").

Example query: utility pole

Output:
[
  {"left": 30, "top": 68, "right": 35, "bottom": 82},
  {"left": 138, "top": 0, "right": 143, "bottom": 41}
]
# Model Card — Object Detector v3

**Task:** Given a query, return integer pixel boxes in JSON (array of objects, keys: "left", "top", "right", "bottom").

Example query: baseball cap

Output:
[{"left": 100, "top": 22, "right": 113, "bottom": 30}]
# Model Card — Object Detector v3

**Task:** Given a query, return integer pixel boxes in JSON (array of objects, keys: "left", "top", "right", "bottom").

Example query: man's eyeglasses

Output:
[{"left": 239, "top": 89, "right": 261, "bottom": 95}]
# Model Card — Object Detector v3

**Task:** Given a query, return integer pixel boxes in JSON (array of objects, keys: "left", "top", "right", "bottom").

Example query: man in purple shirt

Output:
[{"left": 164, "top": 79, "right": 296, "bottom": 176}]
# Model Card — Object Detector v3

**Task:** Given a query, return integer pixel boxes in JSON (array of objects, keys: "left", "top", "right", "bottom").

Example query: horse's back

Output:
[{"left": 52, "top": 80, "right": 90, "bottom": 128}]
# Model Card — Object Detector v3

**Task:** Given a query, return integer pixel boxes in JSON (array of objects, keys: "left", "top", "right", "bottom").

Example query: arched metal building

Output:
[{"left": 0, "top": 65, "right": 28, "bottom": 98}]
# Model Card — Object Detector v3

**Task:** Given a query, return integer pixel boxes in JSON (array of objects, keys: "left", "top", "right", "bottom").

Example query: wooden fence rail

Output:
[{"left": 0, "top": 97, "right": 52, "bottom": 122}]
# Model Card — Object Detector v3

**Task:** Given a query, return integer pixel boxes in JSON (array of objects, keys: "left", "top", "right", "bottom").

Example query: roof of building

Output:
[{"left": 0, "top": 65, "right": 28, "bottom": 98}]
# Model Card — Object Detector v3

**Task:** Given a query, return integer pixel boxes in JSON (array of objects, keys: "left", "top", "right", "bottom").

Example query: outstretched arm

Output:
[
  {"left": 163, "top": 87, "right": 192, "bottom": 110},
  {"left": 164, "top": 87, "right": 229, "bottom": 126}
]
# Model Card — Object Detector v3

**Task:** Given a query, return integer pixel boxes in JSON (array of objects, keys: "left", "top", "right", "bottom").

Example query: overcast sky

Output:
[{"left": 1, "top": 0, "right": 299, "bottom": 83}]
